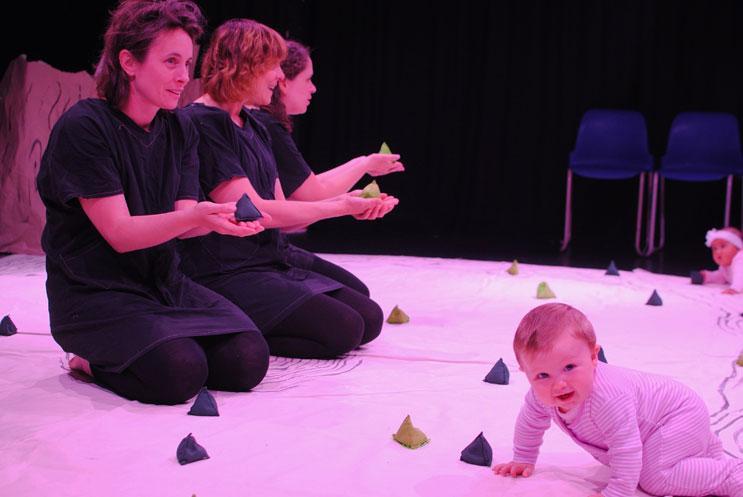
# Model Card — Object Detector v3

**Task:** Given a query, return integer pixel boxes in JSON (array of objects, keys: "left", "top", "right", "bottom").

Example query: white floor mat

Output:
[{"left": 0, "top": 254, "right": 740, "bottom": 497}]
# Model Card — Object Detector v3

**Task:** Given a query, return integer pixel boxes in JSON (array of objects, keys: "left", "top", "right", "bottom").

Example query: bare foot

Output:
[{"left": 69, "top": 355, "right": 93, "bottom": 377}]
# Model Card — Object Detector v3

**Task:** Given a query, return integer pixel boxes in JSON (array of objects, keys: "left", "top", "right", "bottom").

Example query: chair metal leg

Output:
[
  {"left": 643, "top": 175, "right": 731, "bottom": 255},
  {"left": 634, "top": 172, "right": 646, "bottom": 256},
  {"left": 724, "top": 175, "right": 733, "bottom": 227},
  {"left": 657, "top": 177, "right": 666, "bottom": 252},
  {"left": 644, "top": 172, "right": 659, "bottom": 256},
  {"left": 560, "top": 169, "right": 573, "bottom": 252}
]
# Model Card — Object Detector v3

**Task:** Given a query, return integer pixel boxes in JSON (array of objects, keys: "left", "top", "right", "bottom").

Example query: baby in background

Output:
[
  {"left": 492, "top": 303, "right": 742, "bottom": 497},
  {"left": 701, "top": 227, "right": 743, "bottom": 294}
]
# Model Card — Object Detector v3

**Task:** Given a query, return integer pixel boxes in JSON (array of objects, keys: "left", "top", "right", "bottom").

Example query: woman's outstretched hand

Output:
[
  {"left": 363, "top": 153, "right": 405, "bottom": 177},
  {"left": 193, "top": 201, "right": 265, "bottom": 237},
  {"left": 343, "top": 191, "right": 399, "bottom": 220},
  {"left": 339, "top": 193, "right": 383, "bottom": 217},
  {"left": 353, "top": 193, "right": 399, "bottom": 220}
]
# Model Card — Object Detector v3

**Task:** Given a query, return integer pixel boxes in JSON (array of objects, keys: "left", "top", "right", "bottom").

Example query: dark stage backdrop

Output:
[{"left": 3, "top": 0, "right": 743, "bottom": 253}]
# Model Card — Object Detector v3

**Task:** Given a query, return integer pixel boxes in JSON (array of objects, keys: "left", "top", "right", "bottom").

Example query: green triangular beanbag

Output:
[
  {"left": 506, "top": 260, "right": 519, "bottom": 275},
  {"left": 536, "top": 282, "right": 556, "bottom": 299},
  {"left": 392, "top": 415, "right": 429, "bottom": 449},
  {"left": 360, "top": 180, "right": 381, "bottom": 198},
  {"left": 386, "top": 305, "right": 410, "bottom": 324},
  {"left": 379, "top": 142, "right": 392, "bottom": 154}
]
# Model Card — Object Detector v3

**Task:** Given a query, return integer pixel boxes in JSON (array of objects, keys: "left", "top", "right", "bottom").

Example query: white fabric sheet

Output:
[{"left": 0, "top": 254, "right": 740, "bottom": 497}]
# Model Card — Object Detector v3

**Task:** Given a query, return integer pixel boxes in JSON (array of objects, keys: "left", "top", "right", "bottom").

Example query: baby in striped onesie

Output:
[{"left": 493, "top": 303, "right": 742, "bottom": 497}]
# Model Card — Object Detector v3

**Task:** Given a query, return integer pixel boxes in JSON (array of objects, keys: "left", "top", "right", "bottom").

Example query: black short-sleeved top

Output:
[
  {"left": 36, "top": 99, "right": 258, "bottom": 373},
  {"left": 177, "top": 103, "right": 341, "bottom": 330},
  {"left": 252, "top": 109, "right": 313, "bottom": 198}
]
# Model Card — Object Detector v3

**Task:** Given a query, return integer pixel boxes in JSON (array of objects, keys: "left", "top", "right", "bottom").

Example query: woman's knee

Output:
[
  {"left": 359, "top": 298, "right": 383, "bottom": 345},
  {"left": 138, "top": 339, "right": 208, "bottom": 404},
  {"left": 323, "top": 308, "right": 365, "bottom": 355},
  {"left": 267, "top": 295, "right": 365, "bottom": 358},
  {"left": 210, "top": 332, "right": 270, "bottom": 391},
  {"left": 330, "top": 288, "right": 383, "bottom": 346}
]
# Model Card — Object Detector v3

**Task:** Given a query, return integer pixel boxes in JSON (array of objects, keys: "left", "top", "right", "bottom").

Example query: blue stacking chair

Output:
[
  {"left": 561, "top": 109, "right": 654, "bottom": 255},
  {"left": 646, "top": 112, "right": 743, "bottom": 255}
]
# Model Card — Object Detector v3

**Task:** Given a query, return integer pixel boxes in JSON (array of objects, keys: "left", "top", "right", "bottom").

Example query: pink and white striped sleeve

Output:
[
  {"left": 589, "top": 394, "right": 643, "bottom": 497},
  {"left": 512, "top": 389, "right": 552, "bottom": 465}
]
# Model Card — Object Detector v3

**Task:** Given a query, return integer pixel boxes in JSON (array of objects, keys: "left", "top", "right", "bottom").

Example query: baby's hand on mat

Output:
[
  {"left": 722, "top": 288, "right": 738, "bottom": 295},
  {"left": 492, "top": 461, "right": 534, "bottom": 477}
]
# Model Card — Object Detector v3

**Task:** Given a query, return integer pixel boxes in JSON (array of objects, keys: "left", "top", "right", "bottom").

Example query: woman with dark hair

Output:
[
  {"left": 253, "top": 40, "right": 404, "bottom": 296},
  {"left": 258, "top": 41, "right": 405, "bottom": 202},
  {"left": 36, "top": 0, "right": 270, "bottom": 405},
  {"left": 179, "top": 19, "right": 397, "bottom": 359}
]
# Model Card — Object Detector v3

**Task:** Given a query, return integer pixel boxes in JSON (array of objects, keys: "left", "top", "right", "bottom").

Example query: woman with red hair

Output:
[{"left": 179, "top": 19, "right": 397, "bottom": 358}]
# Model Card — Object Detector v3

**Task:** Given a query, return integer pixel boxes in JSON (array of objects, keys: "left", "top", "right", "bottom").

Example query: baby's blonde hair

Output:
[{"left": 513, "top": 303, "right": 596, "bottom": 367}]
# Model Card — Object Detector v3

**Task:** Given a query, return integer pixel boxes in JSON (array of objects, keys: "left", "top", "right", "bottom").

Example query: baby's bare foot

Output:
[{"left": 69, "top": 355, "right": 93, "bottom": 377}]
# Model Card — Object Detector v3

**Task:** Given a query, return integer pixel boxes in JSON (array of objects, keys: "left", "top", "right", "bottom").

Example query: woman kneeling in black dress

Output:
[
  {"left": 178, "top": 19, "right": 399, "bottom": 359},
  {"left": 254, "top": 40, "right": 405, "bottom": 296},
  {"left": 37, "top": 0, "right": 269, "bottom": 405}
]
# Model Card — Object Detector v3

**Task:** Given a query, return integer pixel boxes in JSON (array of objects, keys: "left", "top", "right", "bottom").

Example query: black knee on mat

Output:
[
  {"left": 358, "top": 298, "right": 383, "bottom": 345},
  {"left": 205, "top": 332, "right": 270, "bottom": 391},
  {"left": 329, "top": 287, "right": 384, "bottom": 347},
  {"left": 321, "top": 308, "right": 365, "bottom": 357},
  {"left": 146, "top": 340, "right": 209, "bottom": 405},
  {"left": 263, "top": 292, "right": 371, "bottom": 359}
]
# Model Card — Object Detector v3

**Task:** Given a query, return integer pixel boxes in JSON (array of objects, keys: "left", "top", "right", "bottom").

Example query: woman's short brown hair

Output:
[
  {"left": 94, "top": 0, "right": 205, "bottom": 108},
  {"left": 200, "top": 19, "right": 287, "bottom": 104}
]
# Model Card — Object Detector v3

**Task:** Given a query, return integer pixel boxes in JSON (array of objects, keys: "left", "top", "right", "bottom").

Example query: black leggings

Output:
[
  {"left": 301, "top": 253, "right": 370, "bottom": 297},
  {"left": 91, "top": 332, "right": 269, "bottom": 405},
  {"left": 263, "top": 287, "right": 383, "bottom": 359}
]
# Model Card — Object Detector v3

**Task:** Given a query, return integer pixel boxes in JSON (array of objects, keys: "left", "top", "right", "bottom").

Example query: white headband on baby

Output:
[{"left": 705, "top": 229, "right": 743, "bottom": 249}]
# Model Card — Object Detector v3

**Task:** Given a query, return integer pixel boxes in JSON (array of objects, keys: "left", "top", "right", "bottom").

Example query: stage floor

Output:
[{"left": 0, "top": 254, "right": 740, "bottom": 497}]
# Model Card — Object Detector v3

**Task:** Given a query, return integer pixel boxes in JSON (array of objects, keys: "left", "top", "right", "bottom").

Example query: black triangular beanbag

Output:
[
  {"left": 188, "top": 387, "right": 219, "bottom": 417},
  {"left": 598, "top": 346, "right": 607, "bottom": 363},
  {"left": 235, "top": 193, "right": 262, "bottom": 222},
  {"left": 646, "top": 290, "right": 663, "bottom": 306},
  {"left": 460, "top": 432, "right": 493, "bottom": 466},
  {"left": 483, "top": 358, "right": 509, "bottom": 385},
  {"left": 0, "top": 315, "right": 17, "bottom": 336},
  {"left": 177, "top": 433, "right": 209, "bottom": 465},
  {"left": 605, "top": 260, "right": 619, "bottom": 276}
]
